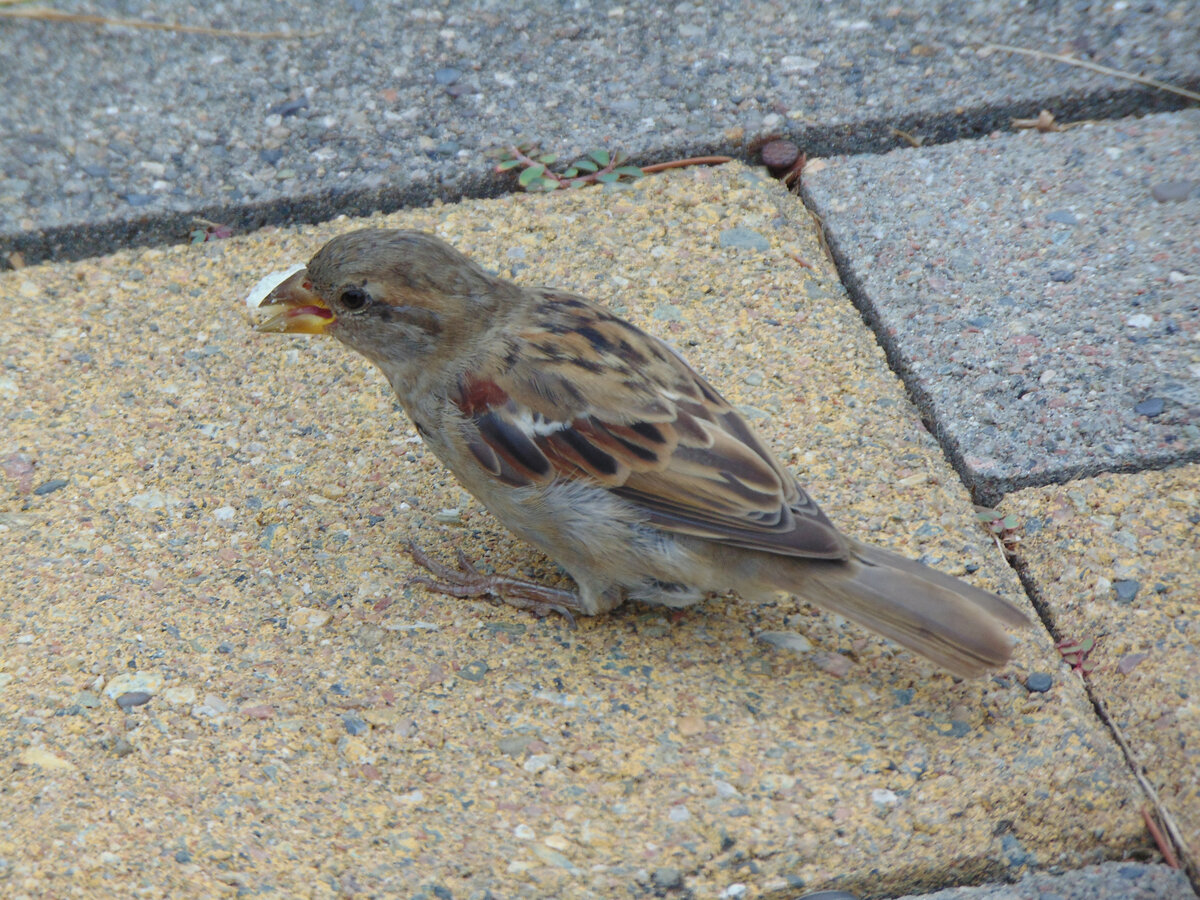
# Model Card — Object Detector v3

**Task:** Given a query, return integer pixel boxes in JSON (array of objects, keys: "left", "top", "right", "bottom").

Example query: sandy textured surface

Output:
[
  {"left": 1004, "top": 466, "right": 1200, "bottom": 879},
  {"left": 1, "top": 165, "right": 1149, "bottom": 897}
]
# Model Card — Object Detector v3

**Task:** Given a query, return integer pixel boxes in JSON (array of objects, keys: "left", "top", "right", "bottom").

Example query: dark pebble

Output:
[
  {"left": 80, "top": 164, "right": 109, "bottom": 177},
  {"left": 367, "top": 515, "right": 385, "bottom": 526},
  {"left": 116, "top": 691, "right": 152, "bottom": 711},
  {"left": 1044, "top": 209, "right": 1078, "bottom": 225},
  {"left": 761, "top": 140, "right": 799, "bottom": 170},
  {"left": 433, "top": 141, "right": 459, "bottom": 156},
  {"left": 1025, "top": 673, "right": 1053, "bottom": 693},
  {"left": 113, "top": 736, "right": 135, "bottom": 757},
  {"left": 268, "top": 97, "right": 308, "bottom": 117},
  {"left": 174, "top": 849, "right": 192, "bottom": 863},
  {"left": 459, "top": 660, "right": 490, "bottom": 682},
  {"left": 33, "top": 478, "right": 68, "bottom": 495},
  {"left": 1113, "top": 580, "right": 1140, "bottom": 603},
  {"left": 329, "top": 682, "right": 349, "bottom": 695},
  {"left": 1150, "top": 180, "right": 1195, "bottom": 203},
  {"left": 1134, "top": 397, "right": 1164, "bottom": 417},
  {"left": 216, "top": 641, "right": 234, "bottom": 654},
  {"left": 258, "top": 148, "right": 284, "bottom": 166},
  {"left": 1049, "top": 269, "right": 1075, "bottom": 283},
  {"left": 434, "top": 67, "right": 462, "bottom": 85},
  {"left": 342, "top": 714, "right": 369, "bottom": 736},
  {"left": 122, "top": 193, "right": 156, "bottom": 206}
]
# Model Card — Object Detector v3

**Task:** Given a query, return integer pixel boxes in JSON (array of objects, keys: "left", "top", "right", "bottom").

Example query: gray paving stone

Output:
[
  {"left": 896, "top": 862, "right": 1197, "bottom": 900},
  {"left": 804, "top": 110, "right": 1200, "bottom": 501},
  {"left": 2, "top": 0, "right": 1197, "bottom": 265}
]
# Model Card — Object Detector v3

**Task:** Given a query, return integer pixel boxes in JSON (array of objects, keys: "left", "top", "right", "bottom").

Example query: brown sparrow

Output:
[{"left": 252, "top": 229, "right": 1027, "bottom": 676}]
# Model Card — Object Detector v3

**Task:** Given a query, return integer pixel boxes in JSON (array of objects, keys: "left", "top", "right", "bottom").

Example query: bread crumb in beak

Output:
[{"left": 245, "top": 263, "right": 306, "bottom": 309}]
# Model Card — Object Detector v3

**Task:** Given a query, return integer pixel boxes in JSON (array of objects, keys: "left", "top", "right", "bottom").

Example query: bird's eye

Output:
[{"left": 340, "top": 287, "right": 370, "bottom": 311}]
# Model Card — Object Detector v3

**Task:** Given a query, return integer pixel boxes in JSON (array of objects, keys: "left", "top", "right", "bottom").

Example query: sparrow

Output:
[{"left": 252, "top": 229, "right": 1028, "bottom": 677}]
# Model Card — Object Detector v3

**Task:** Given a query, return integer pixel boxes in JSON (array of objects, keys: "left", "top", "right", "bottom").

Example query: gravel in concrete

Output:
[
  {"left": 803, "top": 110, "right": 1200, "bottom": 500},
  {"left": 1002, "top": 464, "right": 1200, "bottom": 880},
  {"left": 0, "top": 165, "right": 1151, "bottom": 897},
  {"left": 3, "top": 0, "right": 1197, "bottom": 265}
]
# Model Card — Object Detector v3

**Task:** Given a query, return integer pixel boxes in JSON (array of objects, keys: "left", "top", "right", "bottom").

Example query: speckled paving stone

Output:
[
  {"left": 804, "top": 110, "right": 1200, "bottom": 500},
  {"left": 3, "top": 0, "right": 1198, "bottom": 265},
  {"left": 0, "top": 165, "right": 1148, "bottom": 898},
  {"left": 1002, "top": 465, "right": 1200, "bottom": 878}
]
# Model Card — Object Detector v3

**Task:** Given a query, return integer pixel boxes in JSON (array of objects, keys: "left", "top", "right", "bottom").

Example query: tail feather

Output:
[{"left": 795, "top": 539, "right": 1029, "bottom": 678}]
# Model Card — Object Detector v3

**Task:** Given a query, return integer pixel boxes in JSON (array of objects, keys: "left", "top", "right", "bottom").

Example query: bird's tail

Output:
[{"left": 793, "top": 539, "right": 1029, "bottom": 678}]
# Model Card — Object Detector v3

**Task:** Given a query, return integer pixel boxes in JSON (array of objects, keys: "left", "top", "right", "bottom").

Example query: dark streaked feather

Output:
[{"left": 450, "top": 290, "right": 848, "bottom": 561}]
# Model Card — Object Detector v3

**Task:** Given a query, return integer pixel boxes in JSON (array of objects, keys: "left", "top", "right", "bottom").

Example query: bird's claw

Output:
[{"left": 404, "top": 540, "right": 580, "bottom": 628}]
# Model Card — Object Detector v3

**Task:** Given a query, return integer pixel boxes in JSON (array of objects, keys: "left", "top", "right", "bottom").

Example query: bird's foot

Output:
[{"left": 404, "top": 541, "right": 580, "bottom": 627}]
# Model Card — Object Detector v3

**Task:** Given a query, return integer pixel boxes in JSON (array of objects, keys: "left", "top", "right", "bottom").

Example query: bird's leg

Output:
[{"left": 404, "top": 541, "right": 581, "bottom": 627}]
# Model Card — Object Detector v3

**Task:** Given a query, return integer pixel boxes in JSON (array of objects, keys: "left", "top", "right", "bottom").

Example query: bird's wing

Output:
[{"left": 450, "top": 291, "right": 848, "bottom": 560}]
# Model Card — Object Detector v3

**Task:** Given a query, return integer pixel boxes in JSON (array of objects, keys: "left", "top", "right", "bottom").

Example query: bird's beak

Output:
[{"left": 251, "top": 267, "right": 336, "bottom": 334}]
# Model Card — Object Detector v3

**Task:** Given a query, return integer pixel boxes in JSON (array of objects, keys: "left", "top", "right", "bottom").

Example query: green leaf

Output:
[
  {"left": 588, "top": 148, "right": 610, "bottom": 166},
  {"left": 572, "top": 158, "right": 598, "bottom": 173},
  {"left": 1077, "top": 637, "right": 1095, "bottom": 653},
  {"left": 975, "top": 510, "right": 998, "bottom": 523},
  {"left": 596, "top": 171, "right": 619, "bottom": 184},
  {"left": 496, "top": 158, "right": 522, "bottom": 171},
  {"left": 536, "top": 176, "right": 560, "bottom": 191},
  {"left": 613, "top": 166, "right": 644, "bottom": 178},
  {"left": 569, "top": 178, "right": 589, "bottom": 189},
  {"left": 518, "top": 164, "right": 546, "bottom": 187},
  {"left": 1001, "top": 514, "right": 1019, "bottom": 530},
  {"left": 562, "top": 167, "right": 579, "bottom": 178},
  {"left": 538, "top": 153, "right": 558, "bottom": 164}
]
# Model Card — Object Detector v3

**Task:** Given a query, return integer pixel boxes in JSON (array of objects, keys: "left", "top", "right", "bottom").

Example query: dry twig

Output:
[{"left": 982, "top": 43, "right": 1200, "bottom": 102}]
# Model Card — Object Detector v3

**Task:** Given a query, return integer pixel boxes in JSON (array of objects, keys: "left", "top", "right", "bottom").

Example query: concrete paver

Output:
[
  {"left": 3, "top": 0, "right": 1197, "bottom": 265},
  {"left": 1002, "top": 465, "right": 1200, "bottom": 881},
  {"left": 0, "top": 165, "right": 1150, "bottom": 897},
  {"left": 803, "top": 110, "right": 1200, "bottom": 501}
]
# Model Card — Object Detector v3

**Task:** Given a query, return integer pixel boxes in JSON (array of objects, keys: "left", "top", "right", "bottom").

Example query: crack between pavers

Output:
[{"left": 1007, "top": 557, "right": 1200, "bottom": 892}]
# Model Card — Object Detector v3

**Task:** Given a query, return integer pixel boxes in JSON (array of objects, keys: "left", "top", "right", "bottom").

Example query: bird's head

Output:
[{"left": 252, "top": 229, "right": 511, "bottom": 384}]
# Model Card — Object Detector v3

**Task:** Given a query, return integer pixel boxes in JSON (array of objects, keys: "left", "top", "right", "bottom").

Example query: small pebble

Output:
[
  {"left": 1113, "top": 580, "right": 1140, "bottom": 602},
  {"left": 1025, "top": 673, "right": 1053, "bottom": 693},
  {"left": 1044, "top": 209, "right": 1078, "bottom": 225},
  {"left": 33, "top": 478, "right": 68, "bottom": 495},
  {"left": 459, "top": 660, "right": 489, "bottom": 682},
  {"left": 760, "top": 140, "right": 799, "bottom": 170},
  {"left": 719, "top": 227, "right": 770, "bottom": 252},
  {"left": 342, "top": 714, "right": 369, "bottom": 736},
  {"left": 267, "top": 97, "right": 307, "bottom": 117},
  {"left": 653, "top": 867, "right": 683, "bottom": 888},
  {"left": 1048, "top": 269, "right": 1075, "bottom": 283},
  {"left": 115, "top": 691, "right": 152, "bottom": 711},
  {"left": 434, "top": 67, "right": 462, "bottom": 85},
  {"left": 1133, "top": 398, "right": 1163, "bottom": 417},
  {"left": 1150, "top": 180, "right": 1195, "bottom": 203}
]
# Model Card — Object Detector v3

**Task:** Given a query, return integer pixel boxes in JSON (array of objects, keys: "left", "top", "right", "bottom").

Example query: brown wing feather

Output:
[{"left": 453, "top": 290, "right": 848, "bottom": 561}]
